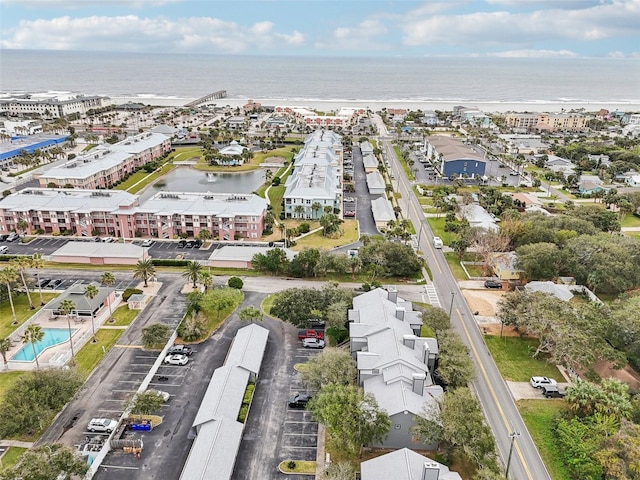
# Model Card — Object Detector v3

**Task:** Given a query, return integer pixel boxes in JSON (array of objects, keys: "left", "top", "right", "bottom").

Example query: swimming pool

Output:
[{"left": 11, "top": 328, "right": 76, "bottom": 362}]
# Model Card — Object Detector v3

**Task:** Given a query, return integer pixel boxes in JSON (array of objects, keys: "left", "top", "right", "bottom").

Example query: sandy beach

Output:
[{"left": 111, "top": 95, "right": 640, "bottom": 114}]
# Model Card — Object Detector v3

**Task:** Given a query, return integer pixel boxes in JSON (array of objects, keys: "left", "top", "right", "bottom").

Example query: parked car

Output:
[
  {"left": 36, "top": 279, "right": 51, "bottom": 288},
  {"left": 541, "top": 385, "right": 565, "bottom": 398},
  {"left": 288, "top": 393, "right": 312, "bottom": 409},
  {"left": 185, "top": 241, "right": 195, "bottom": 248},
  {"left": 168, "top": 344, "right": 193, "bottom": 356},
  {"left": 6, "top": 232, "right": 20, "bottom": 242},
  {"left": 102, "top": 237, "right": 114, "bottom": 243},
  {"left": 177, "top": 240, "right": 187, "bottom": 248},
  {"left": 141, "top": 239, "right": 154, "bottom": 247},
  {"left": 193, "top": 239, "right": 203, "bottom": 248},
  {"left": 0, "top": 246, "right": 8, "bottom": 255},
  {"left": 530, "top": 376, "right": 557, "bottom": 388},
  {"left": 164, "top": 354, "right": 189, "bottom": 366},
  {"left": 87, "top": 418, "right": 118, "bottom": 433},
  {"left": 49, "top": 279, "right": 63, "bottom": 289},
  {"left": 298, "top": 329, "right": 325, "bottom": 340},
  {"left": 484, "top": 279, "right": 503, "bottom": 289},
  {"left": 303, "top": 338, "right": 325, "bottom": 349},
  {"left": 0, "top": 234, "right": 8, "bottom": 241}
]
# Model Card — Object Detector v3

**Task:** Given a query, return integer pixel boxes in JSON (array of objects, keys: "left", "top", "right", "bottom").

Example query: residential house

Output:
[
  {"left": 626, "top": 174, "right": 640, "bottom": 187},
  {"left": 489, "top": 252, "right": 523, "bottom": 281},
  {"left": 225, "top": 116, "right": 247, "bottom": 130},
  {"left": 349, "top": 288, "right": 441, "bottom": 450},
  {"left": 510, "top": 192, "right": 543, "bottom": 209},
  {"left": 363, "top": 153, "right": 379, "bottom": 173},
  {"left": 544, "top": 155, "right": 575, "bottom": 177},
  {"left": 360, "top": 141, "right": 374, "bottom": 156},
  {"left": 424, "top": 136, "right": 486, "bottom": 179},
  {"left": 525, "top": 281, "right": 574, "bottom": 301},
  {"left": 459, "top": 204, "right": 499, "bottom": 232},
  {"left": 361, "top": 448, "right": 462, "bottom": 480}
]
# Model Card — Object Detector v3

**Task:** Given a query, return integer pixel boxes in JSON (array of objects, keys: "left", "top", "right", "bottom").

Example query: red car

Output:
[{"left": 297, "top": 329, "right": 325, "bottom": 340}]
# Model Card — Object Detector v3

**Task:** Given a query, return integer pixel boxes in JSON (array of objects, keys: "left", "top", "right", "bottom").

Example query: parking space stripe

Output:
[{"left": 100, "top": 465, "right": 140, "bottom": 470}]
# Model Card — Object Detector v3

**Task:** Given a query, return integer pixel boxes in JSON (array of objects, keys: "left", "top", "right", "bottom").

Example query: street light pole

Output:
[
  {"left": 505, "top": 431, "right": 520, "bottom": 479},
  {"left": 448, "top": 291, "right": 456, "bottom": 318}
]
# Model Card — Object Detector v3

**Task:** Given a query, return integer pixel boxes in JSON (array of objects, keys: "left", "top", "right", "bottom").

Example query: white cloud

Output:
[
  {"left": 0, "top": 15, "right": 305, "bottom": 53},
  {"left": 315, "top": 19, "right": 389, "bottom": 51},
  {"left": 401, "top": 0, "right": 640, "bottom": 48},
  {"left": 1, "top": 0, "right": 183, "bottom": 6},
  {"left": 487, "top": 49, "right": 580, "bottom": 58},
  {"left": 608, "top": 50, "right": 640, "bottom": 58}
]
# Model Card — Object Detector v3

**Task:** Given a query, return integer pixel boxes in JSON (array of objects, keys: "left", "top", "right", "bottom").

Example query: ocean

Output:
[{"left": 1, "top": 50, "right": 639, "bottom": 112}]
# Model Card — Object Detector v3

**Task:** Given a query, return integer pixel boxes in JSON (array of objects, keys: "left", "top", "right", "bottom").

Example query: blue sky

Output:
[{"left": 1, "top": 0, "right": 638, "bottom": 58}]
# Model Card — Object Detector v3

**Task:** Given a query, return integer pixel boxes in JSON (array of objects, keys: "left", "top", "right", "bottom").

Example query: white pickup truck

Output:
[{"left": 432, "top": 236, "right": 443, "bottom": 249}]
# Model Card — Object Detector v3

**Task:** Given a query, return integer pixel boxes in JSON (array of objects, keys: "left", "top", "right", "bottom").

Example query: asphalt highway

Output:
[{"left": 379, "top": 127, "right": 550, "bottom": 480}]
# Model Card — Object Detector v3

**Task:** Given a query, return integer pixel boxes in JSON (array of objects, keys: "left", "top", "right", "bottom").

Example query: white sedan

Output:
[
  {"left": 530, "top": 376, "right": 557, "bottom": 388},
  {"left": 164, "top": 354, "right": 189, "bottom": 366}
]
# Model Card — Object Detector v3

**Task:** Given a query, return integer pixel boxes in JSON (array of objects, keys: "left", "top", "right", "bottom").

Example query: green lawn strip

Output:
[
  {"left": 420, "top": 324, "right": 436, "bottom": 337},
  {"left": 0, "top": 293, "right": 58, "bottom": 339},
  {"left": 518, "top": 399, "right": 570, "bottom": 480},
  {"left": 426, "top": 217, "right": 447, "bottom": 241},
  {"left": 278, "top": 460, "right": 316, "bottom": 474},
  {"left": 292, "top": 221, "right": 359, "bottom": 250},
  {"left": 0, "top": 371, "right": 29, "bottom": 402},
  {"left": 393, "top": 146, "right": 415, "bottom": 181},
  {"left": 74, "top": 328, "right": 125, "bottom": 377},
  {"left": 621, "top": 215, "right": 640, "bottom": 228},
  {"left": 0, "top": 447, "right": 27, "bottom": 471},
  {"left": 484, "top": 335, "right": 562, "bottom": 381},
  {"left": 109, "top": 305, "right": 139, "bottom": 326},
  {"left": 268, "top": 185, "right": 286, "bottom": 219},
  {"left": 261, "top": 294, "right": 277, "bottom": 317},
  {"left": 201, "top": 292, "right": 244, "bottom": 336},
  {"left": 444, "top": 252, "right": 468, "bottom": 281}
]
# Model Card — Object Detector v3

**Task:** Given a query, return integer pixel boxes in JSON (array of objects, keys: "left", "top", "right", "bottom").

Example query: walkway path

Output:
[{"left": 0, "top": 440, "right": 34, "bottom": 448}]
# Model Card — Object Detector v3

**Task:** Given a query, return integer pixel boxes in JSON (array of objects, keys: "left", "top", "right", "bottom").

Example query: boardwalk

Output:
[{"left": 184, "top": 90, "right": 227, "bottom": 107}]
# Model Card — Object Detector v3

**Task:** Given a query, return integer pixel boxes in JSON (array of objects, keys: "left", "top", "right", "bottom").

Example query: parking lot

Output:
[{"left": 233, "top": 320, "right": 321, "bottom": 480}]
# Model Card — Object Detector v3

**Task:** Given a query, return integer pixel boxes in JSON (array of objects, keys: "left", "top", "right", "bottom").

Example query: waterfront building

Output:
[
  {"left": 504, "top": 112, "right": 587, "bottom": 132},
  {"left": 424, "top": 136, "right": 486, "bottom": 178},
  {"left": 0, "top": 188, "right": 267, "bottom": 240},
  {"left": 38, "top": 131, "right": 171, "bottom": 189},
  {"left": 0, "top": 94, "right": 110, "bottom": 119}
]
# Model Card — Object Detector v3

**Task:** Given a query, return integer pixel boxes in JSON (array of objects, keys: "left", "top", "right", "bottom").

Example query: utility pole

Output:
[
  {"left": 448, "top": 291, "right": 456, "bottom": 318},
  {"left": 505, "top": 431, "right": 520, "bottom": 479}
]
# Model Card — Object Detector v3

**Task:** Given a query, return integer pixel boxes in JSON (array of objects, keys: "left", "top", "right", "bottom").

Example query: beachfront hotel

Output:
[
  {"left": 0, "top": 94, "right": 110, "bottom": 119},
  {"left": 504, "top": 112, "right": 588, "bottom": 132},
  {"left": 283, "top": 129, "right": 343, "bottom": 219},
  {"left": 0, "top": 188, "right": 268, "bottom": 240},
  {"left": 38, "top": 131, "right": 171, "bottom": 189}
]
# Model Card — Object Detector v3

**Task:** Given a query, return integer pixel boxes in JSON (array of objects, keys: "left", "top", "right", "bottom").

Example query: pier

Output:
[{"left": 184, "top": 90, "right": 227, "bottom": 108}]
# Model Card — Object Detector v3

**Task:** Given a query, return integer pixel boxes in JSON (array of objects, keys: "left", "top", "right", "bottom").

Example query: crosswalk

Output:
[{"left": 424, "top": 283, "right": 441, "bottom": 308}]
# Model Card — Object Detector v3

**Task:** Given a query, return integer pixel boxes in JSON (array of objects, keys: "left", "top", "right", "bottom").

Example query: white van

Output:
[{"left": 432, "top": 237, "right": 443, "bottom": 249}]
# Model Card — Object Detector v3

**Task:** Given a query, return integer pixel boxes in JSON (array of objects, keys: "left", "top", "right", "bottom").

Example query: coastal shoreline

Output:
[{"left": 110, "top": 95, "right": 640, "bottom": 114}]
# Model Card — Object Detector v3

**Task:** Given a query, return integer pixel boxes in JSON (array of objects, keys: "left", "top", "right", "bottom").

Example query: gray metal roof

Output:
[
  {"left": 225, "top": 323, "right": 269, "bottom": 374},
  {"left": 52, "top": 241, "right": 144, "bottom": 259},
  {"left": 371, "top": 197, "right": 395, "bottom": 223},
  {"left": 179, "top": 417, "right": 244, "bottom": 480},
  {"left": 361, "top": 448, "right": 462, "bottom": 480},
  {"left": 192, "top": 365, "right": 251, "bottom": 428},
  {"left": 44, "top": 283, "right": 114, "bottom": 314}
]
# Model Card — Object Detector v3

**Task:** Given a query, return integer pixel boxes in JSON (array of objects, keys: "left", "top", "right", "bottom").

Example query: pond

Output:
[{"left": 138, "top": 167, "right": 268, "bottom": 202}]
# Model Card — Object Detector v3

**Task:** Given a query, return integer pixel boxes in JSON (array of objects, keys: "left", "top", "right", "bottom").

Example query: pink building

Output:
[{"left": 0, "top": 188, "right": 268, "bottom": 240}]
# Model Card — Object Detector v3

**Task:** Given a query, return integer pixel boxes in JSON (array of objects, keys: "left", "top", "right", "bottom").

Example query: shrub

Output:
[
  {"left": 2, "top": 190, "right": 11, "bottom": 197},
  {"left": 228, "top": 277, "right": 244, "bottom": 289},
  {"left": 151, "top": 259, "right": 189, "bottom": 267},
  {"left": 123, "top": 288, "right": 143, "bottom": 302},
  {"left": 287, "top": 461, "right": 296, "bottom": 470},
  {"left": 298, "top": 223, "right": 310, "bottom": 234}
]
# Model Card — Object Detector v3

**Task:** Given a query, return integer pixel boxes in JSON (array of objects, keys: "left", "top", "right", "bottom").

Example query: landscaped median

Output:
[{"left": 278, "top": 460, "right": 316, "bottom": 475}]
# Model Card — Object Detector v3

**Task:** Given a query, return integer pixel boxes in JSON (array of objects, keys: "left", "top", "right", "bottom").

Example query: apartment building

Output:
[
  {"left": 0, "top": 95, "right": 110, "bottom": 119},
  {"left": 504, "top": 112, "right": 587, "bottom": 132},
  {"left": 0, "top": 188, "right": 268, "bottom": 240},
  {"left": 283, "top": 129, "right": 343, "bottom": 219},
  {"left": 38, "top": 132, "right": 171, "bottom": 189}
]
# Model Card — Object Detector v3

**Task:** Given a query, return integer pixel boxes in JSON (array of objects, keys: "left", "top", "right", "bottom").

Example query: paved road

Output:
[{"left": 381, "top": 133, "right": 550, "bottom": 480}]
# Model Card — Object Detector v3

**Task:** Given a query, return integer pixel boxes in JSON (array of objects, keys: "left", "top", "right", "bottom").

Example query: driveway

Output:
[{"left": 351, "top": 145, "right": 379, "bottom": 236}]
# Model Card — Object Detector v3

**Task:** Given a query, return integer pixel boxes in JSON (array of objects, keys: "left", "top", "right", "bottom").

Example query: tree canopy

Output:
[
  {"left": 269, "top": 284, "right": 352, "bottom": 327},
  {"left": 300, "top": 348, "right": 357, "bottom": 391},
  {"left": 0, "top": 443, "right": 88, "bottom": 480}
]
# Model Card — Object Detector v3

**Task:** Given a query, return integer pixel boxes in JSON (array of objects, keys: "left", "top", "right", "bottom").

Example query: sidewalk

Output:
[{"left": 0, "top": 440, "right": 33, "bottom": 448}]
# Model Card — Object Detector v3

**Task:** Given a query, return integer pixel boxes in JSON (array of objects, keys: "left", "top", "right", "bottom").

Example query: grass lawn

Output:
[
  {"left": 393, "top": 146, "right": 416, "bottom": 181},
  {"left": 268, "top": 185, "right": 286, "bottom": 220},
  {"left": 261, "top": 294, "right": 276, "bottom": 317},
  {"left": 518, "top": 399, "right": 570, "bottom": 480},
  {"left": 426, "top": 217, "right": 447, "bottom": 242},
  {"left": 192, "top": 147, "right": 295, "bottom": 173},
  {"left": 0, "top": 292, "right": 58, "bottom": 339},
  {"left": 109, "top": 305, "right": 139, "bottom": 326},
  {"left": 444, "top": 252, "right": 468, "bottom": 281},
  {"left": 0, "top": 371, "right": 29, "bottom": 402},
  {"left": 292, "top": 221, "right": 359, "bottom": 250},
  {"left": 74, "top": 328, "right": 124, "bottom": 377},
  {"left": 621, "top": 215, "right": 640, "bottom": 228},
  {"left": 484, "top": 335, "right": 562, "bottom": 381},
  {"left": 200, "top": 290, "right": 244, "bottom": 338},
  {"left": 278, "top": 460, "right": 316, "bottom": 474},
  {"left": 0, "top": 447, "right": 27, "bottom": 471}
]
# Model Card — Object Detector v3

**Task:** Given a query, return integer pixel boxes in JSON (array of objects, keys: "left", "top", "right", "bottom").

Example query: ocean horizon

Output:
[{"left": 1, "top": 49, "right": 639, "bottom": 112}]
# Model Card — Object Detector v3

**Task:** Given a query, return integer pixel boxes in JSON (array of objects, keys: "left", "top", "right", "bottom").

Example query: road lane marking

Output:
[{"left": 456, "top": 307, "right": 534, "bottom": 480}]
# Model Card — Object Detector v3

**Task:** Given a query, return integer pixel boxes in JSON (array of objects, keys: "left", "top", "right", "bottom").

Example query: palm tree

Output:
[
  {"left": 11, "top": 257, "right": 34, "bottom": 309},
  {"left": 239, "top": 306, "right": 263, "bottom": 324},
  {"left": 182, "top": 261, "right": 203, "bottom": 289},
  {"left": 200, "top": 271, "right": 213, "bottom": 291},
  {"left": 133, "top": 258, "right": 156, "bottom": 288},
  {"left": 58, "top": 299, "right": 77, "bottom": 362},
  {"left": 100, "top": 272, "right": 116, "bottom": 322},
  {"left": 84, "top": 284, "right": 100, "bottom": 342},
  {"left": 0, "top": 337, "right": 12, "bottom": 367},
  {"left": 311, "top": 202, "right": 322, "bottom": 219},
  {"left": 294, "top": 205, "right": 305, "bottom": 219},
  {"left": 0, "top": 267, "right": 18, "bottom": 325},
  {"left": 23, "top": 324, "right": 44, "bottom": 369},
  {"left": 30, "top": 254, "right": 46, "bottom": 306}
]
